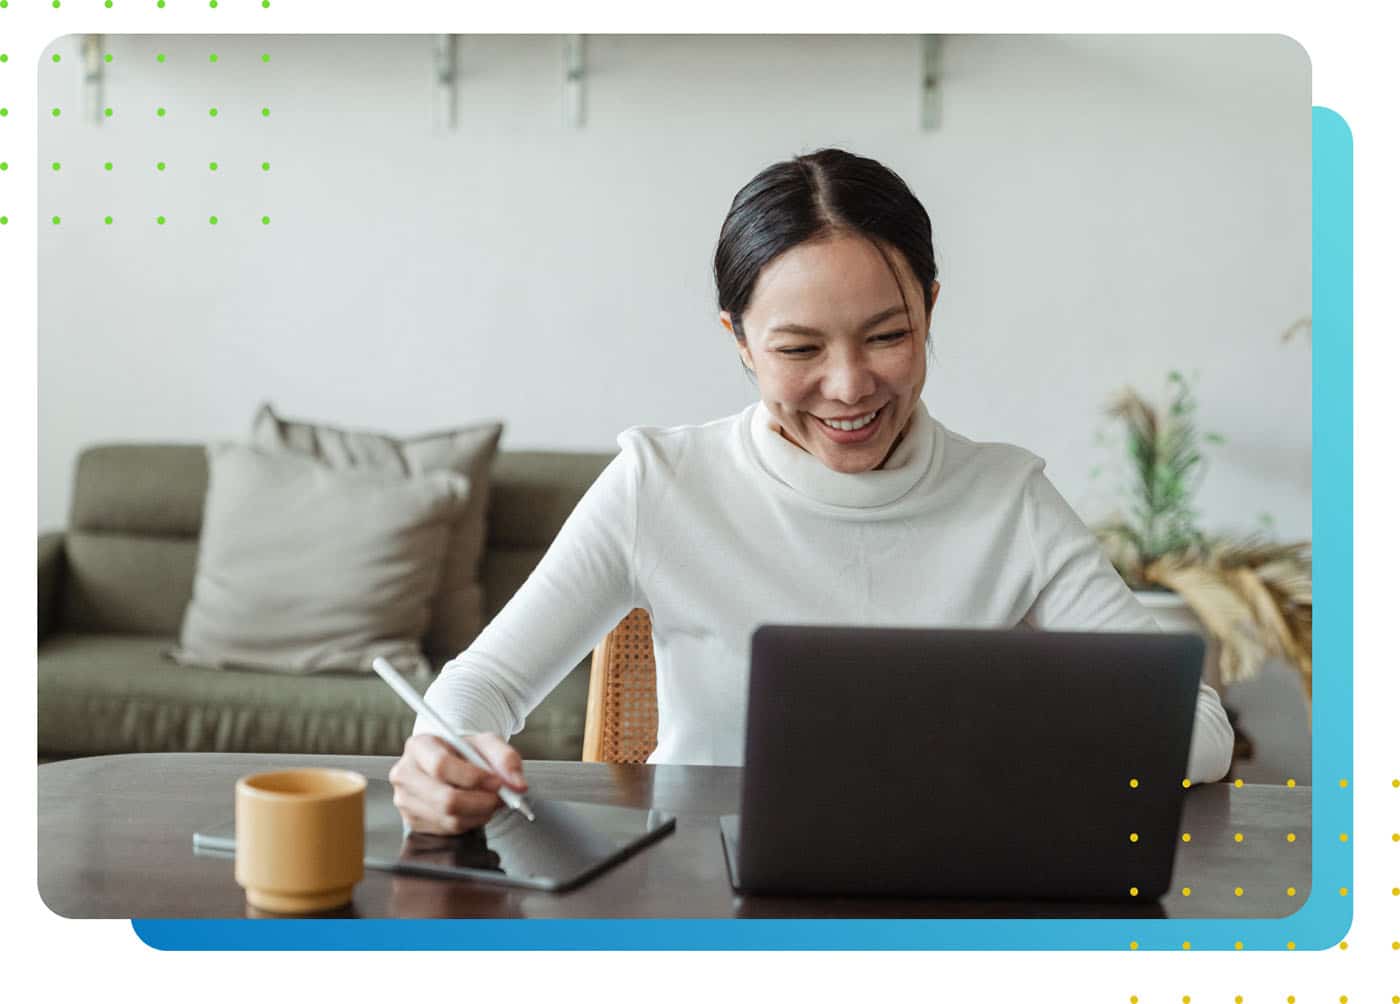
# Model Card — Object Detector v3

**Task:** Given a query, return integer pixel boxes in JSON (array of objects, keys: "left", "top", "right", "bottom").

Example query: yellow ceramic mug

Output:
[{"left": 234, "top": 768, "right": 366, "bottom": 914}]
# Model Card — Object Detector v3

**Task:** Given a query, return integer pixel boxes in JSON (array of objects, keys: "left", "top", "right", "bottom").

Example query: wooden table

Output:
[{"left": 38, "top": 753, "right": 1311, "bottom": 919}]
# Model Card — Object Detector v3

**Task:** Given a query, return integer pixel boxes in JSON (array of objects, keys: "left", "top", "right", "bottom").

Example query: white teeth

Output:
[{"left": 818, "top": 409, "right": 878, "bottom": 432}]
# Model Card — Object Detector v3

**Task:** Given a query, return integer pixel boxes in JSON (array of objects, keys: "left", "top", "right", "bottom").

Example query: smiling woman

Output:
[{"left": 391, "top": 148, "right": 1235, "bottom": 836}]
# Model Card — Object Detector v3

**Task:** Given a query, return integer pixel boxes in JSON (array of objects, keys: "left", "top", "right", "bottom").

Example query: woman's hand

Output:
[{"left": 388, "top": 732, "right": 529, "bottom": 835}]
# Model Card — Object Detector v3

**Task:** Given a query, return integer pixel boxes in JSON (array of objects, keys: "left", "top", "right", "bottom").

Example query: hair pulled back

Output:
[{"left": 713, "top": 149, "right": 938, "bottom": 344}]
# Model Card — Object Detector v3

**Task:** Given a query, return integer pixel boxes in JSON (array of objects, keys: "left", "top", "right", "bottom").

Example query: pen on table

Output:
[{"left": 370, "top": 656, "right": 536, "bottom": 823}]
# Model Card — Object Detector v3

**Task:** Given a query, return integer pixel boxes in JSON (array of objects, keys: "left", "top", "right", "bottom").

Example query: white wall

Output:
[{"left": 38, "top": 34, "right": 1311, "bottom": 539}]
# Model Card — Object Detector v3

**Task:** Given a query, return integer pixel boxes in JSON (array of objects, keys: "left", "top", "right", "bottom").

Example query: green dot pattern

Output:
[
  {"left": 28, "top": 41, "right": 283, "bottom": 236},
  {"left": 0, "top": 217, "right": 8, "bottom": 225},
  {"left": 0, "top": 55, "right": 7, "bottom": 63},
  {"left": 105, "top": 0, "right": 113, "bottom": 7},
  {"left": 0, "top": 163, "right": 6, "bottom": 171},
  {"left": 262, "top": 1, "right": 270, "bottom": 7},
  {"left": 0, "top": 110, "right": 7, "bottom": 117},
  {"left": 158, "top": 1, "right": 165, "bottom": 8}
]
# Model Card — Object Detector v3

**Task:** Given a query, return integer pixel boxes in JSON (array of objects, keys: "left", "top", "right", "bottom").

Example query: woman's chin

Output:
[{"left": 811, "top": 439, "right": 888, "bottom": 474}]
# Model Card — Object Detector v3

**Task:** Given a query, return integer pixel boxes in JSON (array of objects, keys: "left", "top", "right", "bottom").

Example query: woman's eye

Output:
[
  {"left": 776, "top": 346, "right": 817, "bottom": 356},
  {"left": 871, "top": 330, "right": 909, "bottom": 343}
]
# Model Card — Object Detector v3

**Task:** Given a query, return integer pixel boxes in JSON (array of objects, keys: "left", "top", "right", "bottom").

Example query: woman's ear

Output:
[{"left": 722, "top": 311, "right": 756, "bottom": 372}]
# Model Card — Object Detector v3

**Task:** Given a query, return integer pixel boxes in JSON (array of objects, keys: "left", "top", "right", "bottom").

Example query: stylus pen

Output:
[{"left": 370, "top": 657, "right": 536, "bottom": 823}]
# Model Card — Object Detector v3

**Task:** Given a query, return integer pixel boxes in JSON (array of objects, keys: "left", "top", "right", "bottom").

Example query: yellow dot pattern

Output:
[{"left": 1181, "top": 832, "right": 1192, "bottom": 843}]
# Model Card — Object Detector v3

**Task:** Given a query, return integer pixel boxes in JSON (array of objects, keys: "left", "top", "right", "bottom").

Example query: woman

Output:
[{"left": 389, "top": 148, "right": 1235, "bottom": 834}]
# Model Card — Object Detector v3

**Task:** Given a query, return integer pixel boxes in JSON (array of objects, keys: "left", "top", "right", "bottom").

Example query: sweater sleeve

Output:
[
  {"left": 413, "top": 444, "right": 642, "bottom": 743},
  {"left": 1019, "top": 463, "right": 1234, "bottom": 783}
]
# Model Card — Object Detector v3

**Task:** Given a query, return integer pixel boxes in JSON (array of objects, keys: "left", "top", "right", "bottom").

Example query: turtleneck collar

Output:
[{"left": 747, "top": 398, "right": 940, "bottom": 509}]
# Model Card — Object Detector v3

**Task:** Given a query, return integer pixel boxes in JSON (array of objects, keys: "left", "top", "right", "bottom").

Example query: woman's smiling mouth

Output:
[{"left": 813, "top": 404, "right": 886, "bottom": 442}]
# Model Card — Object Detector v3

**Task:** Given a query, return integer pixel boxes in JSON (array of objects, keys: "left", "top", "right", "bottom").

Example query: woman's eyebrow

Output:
[{"left": 768, "top": 304, "right": 906, "bottom": 337}]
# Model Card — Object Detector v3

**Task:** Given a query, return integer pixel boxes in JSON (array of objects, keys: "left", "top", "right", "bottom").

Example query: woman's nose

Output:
[{"left": 822, "top": 355, "right": 877, "bottom": 405}]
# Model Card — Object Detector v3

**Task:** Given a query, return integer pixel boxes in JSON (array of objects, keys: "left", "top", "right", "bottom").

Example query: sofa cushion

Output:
[
  {"left": 251, "top": 404, "right": 503, "bottom": 662},
  {"left": 40, "top": 635, "right": 415, "bottom": 756},
  {"left": 173, "top": 443, "right": 468, "bottom": 676},
  {"left": 38, "top": 633, "right": 592, "bottom": 760},
  {"left": 62, "top": 445, "right": 207, "bottom": 634},
  {"left": 488, "top": 451, "right": 615, "bottom": 549}
]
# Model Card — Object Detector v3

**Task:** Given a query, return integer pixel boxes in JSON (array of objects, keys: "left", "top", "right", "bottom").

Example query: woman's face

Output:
[{"left": 722, "top": 233, "right": 939, "bottom": 474}]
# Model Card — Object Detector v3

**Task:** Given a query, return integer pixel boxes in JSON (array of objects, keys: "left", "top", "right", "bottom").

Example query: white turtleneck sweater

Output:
[{"left": 417, "top": 401, "right": 1234, "bottom": 782}]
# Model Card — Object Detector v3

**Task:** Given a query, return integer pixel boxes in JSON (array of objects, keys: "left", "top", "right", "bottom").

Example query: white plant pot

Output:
[{"left": 1133, "top": 589, "right": 1225, "bottom": 695}]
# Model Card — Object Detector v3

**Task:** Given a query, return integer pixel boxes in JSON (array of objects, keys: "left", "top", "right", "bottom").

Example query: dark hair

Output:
[{"left": 713, "top": 148, "right": 938, "bottom": 346}]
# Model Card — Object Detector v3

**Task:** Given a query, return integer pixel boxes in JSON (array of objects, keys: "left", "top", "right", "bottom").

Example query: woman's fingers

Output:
[
  {"left": 392, "top": 780, "right": 500, "bottom": 834},
  {"left": 407, "top": 733, "right": 503, "bottom": 792},
  {"left": 389, "top": 733, "right": 507, "bottom": 834},
  {"left": 468, "top": 732, "right": 529, "bottom": 791}
]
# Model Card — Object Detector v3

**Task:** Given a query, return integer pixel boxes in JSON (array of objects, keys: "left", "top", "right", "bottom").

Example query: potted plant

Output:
[{"left": 1092, "top": 372, "right": 1313, "bottom": 714}]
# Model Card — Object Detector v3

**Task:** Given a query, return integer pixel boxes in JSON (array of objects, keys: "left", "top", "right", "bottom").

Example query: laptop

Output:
[{"left": 719, "top": 625, "right": 1203, "bottom": 900}]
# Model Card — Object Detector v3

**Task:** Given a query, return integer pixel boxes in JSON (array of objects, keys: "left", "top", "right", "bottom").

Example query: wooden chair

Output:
[{"left": 581, "top": 608, "right": 658, "bottom": 763}]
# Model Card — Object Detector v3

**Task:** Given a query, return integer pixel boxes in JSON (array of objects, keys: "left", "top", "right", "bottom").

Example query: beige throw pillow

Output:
[
  {"left": 173, "top": 443, "right": 469, "bottom": 676},
  {"left": 250, "top": 404, "right": 503, "bottom": 661}
]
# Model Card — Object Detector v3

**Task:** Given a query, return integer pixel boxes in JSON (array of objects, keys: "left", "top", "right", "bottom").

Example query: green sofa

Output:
[{"left": 37, "top": 443, "right": 614, "bottom": 761}]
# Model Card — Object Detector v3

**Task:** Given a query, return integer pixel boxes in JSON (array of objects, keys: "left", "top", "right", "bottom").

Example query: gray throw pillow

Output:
[
  {"left": 250, "top": 403, "right": 503, "bottom": 661},
  {"left": 172, "top": 443, "right": 469, "bottom": 676}
]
